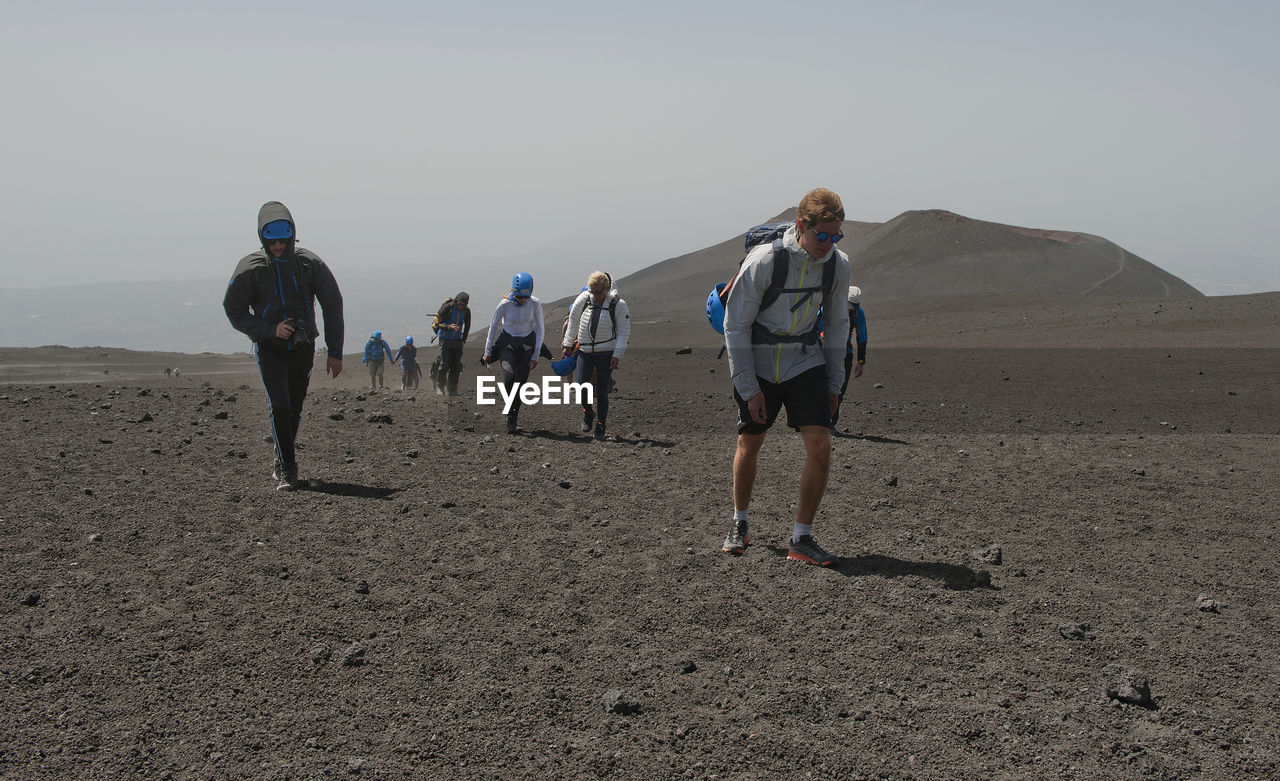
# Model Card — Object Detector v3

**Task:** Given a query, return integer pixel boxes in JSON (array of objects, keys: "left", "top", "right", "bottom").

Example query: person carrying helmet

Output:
[
  {"left": 720, "top": 188, "right": 851, "bottom": 567},
  {"left": 481, "top": 272, "right": 544, "bottom": 434},
  {"left": 831, "top": 285, "right": 869, "bottom": 431},
  {"left": 362, "top": 330, "right": 394, "bottom": 389},
  {"left": 562, "top": 271, "right": 630, "bottom": 440},
  {"left": 222, "top": 201, "right": 345, "bottom": 491},
  {"left": 392, "top": 336, "right": 421, "bottom": 390},
  {"left": 433, "top": 291, "right": 471, "bottom": 396}
]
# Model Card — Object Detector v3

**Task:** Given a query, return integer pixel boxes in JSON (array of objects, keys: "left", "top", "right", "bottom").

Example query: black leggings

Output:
[
  {"left": 256, "top": 344, "right": 315, "bottom": 465},
  {"left": 499, "top": 333, "right": 536, "bottom": 420}
]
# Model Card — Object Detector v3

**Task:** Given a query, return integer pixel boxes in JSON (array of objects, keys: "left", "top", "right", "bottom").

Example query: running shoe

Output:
[
  {"left": 721, "top": 519, "right": 750, "bottom": 554},
  {"left": 593, "top": 422, "right": 606, "bottom": 441},
  {"left": 276, "top": 462, "right": 299, "bottom": 491},
  {"left": 581, "top": 408, "right": 595, "bottom": 433},
  {"left": 787, "top": 534, "right": 836, "bottom": 567}
]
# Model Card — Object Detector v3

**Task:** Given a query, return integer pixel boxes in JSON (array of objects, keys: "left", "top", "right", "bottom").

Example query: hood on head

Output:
[{"left": 258, "top": 201, "right": 296, "bottom": 257}]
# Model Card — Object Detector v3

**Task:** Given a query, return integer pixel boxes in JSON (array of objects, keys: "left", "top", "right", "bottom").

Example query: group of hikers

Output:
[{"left": 222, "top": 188, "right": 868, "bottom": 567}]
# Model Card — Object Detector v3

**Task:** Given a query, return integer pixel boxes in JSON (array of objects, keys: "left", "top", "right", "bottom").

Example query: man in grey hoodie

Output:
[
  {"left": 720, "top": 188, "right": 851, "bottom": 566},
  {"left": 223, "top": 201, "right": 344, "bottom": 491}
]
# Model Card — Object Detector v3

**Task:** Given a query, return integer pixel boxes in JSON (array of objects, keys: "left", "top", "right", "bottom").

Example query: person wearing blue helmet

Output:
[
  {"left": 481, "top": 272, "right": 544, "bottom": 434},
  {"left": 223, "top": 201, "right": 345, "bottom": 491},
  {"left": 392, "top": 335, "right": 420, "bottom": 390},
  {"left": 362, "top": 330, "right": 394, "bottom": 389}
]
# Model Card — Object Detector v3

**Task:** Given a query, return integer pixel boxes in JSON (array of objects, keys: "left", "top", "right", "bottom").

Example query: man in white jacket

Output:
[
  {"left": 562, "top": 271, "right": 630, "bottom": 440},
  {"left": 721, "top": 188, "right": 851, "bottom": 567}
]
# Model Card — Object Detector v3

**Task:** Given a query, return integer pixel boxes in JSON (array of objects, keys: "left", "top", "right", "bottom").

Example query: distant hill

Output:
[
  {"left": 846, "top": 209, "right": 1202, "bottom": 300},
  {"left": 587, "top": 208, "right": 1203, "bottom": 347}
]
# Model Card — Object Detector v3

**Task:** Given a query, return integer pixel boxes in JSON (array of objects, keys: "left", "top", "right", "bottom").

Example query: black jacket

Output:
[{"left": 223, "top": 201, "right": 344, "bottom": 358}]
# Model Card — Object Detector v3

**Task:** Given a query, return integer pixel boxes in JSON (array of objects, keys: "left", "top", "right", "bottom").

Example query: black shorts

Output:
[{"left": 734, "top": 366, "right": 831, "bottom": 435}]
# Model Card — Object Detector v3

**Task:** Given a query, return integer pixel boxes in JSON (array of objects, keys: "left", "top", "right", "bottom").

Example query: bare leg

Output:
[
  {"left": 795, "top": 425, "right": 832, "bottom": 524},
  {"left": 732, "top": 431, "right": 766, "bottom": 511}
]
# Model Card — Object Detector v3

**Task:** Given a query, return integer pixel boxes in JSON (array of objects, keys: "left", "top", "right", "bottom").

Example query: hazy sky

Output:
[{"left": 2, "top": 0, "right": 1277, "bottom": 296}]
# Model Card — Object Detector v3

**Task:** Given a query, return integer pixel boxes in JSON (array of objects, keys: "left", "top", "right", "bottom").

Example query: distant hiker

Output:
[
  {"left": 392, "top": 336, "right": 420, "bottom": 390},
  {"left": 222, "top": 200, "right": 344, "bottom": 491},
  {"left": 432, "top": 291, "right": 471, "bottom": 396},
  {"left": 721, "top": 188, "right": 851, "bottom": 567},
  {"left": 831, "top": 285, "right": 869, "bottom": 431},
  {"left": 362, "top": 331, "right": 393, "bottom": 389},
  {"left": 481, "top": 272, "right": 544, "bottom": 434},
  {"left": 562, "top": 271, "right": 630, "bottom": 440}
]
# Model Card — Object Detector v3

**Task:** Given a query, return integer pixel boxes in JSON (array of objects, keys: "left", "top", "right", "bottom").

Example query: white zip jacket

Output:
[
  {"left": 483, "top": 296, "right": 545, "bottom": 358},
  {"left": 724, "top": 225, "right": 850, "bottom": 399},
  {"left": 562, "top": 289, "right": 631, "bottom": 359}
]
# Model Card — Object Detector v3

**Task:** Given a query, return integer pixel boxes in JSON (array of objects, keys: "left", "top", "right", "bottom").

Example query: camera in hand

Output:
[{"left": 284, "top": 318, "right": 313, "bottom": 348}]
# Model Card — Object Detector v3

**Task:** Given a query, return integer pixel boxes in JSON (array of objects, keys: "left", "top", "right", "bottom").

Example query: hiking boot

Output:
[
  {"left": 593, "top": 422, "right": 606, "bottom": 441},
  {"left": 506, "top": 419, "right": 518, "bottom": 435},
  {"left": 581, "top": 408, "right": 595, "bottom": 433},
  {"left": 276, "top": 462, "right": 299, "bottom": 491},
  {"left": 721, "top": 519, "right": 750, "bottom": 554},
  {"left": 787, "top": 534, "right": 836, "bottom": 567}
]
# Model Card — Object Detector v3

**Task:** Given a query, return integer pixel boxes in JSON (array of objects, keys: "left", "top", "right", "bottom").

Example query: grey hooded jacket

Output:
[
  {"left": 724, "top": 224, "right": 850, "bottom": 399},
  {"left": 223, "top": 201, "right": 345, "bottom": 359}
]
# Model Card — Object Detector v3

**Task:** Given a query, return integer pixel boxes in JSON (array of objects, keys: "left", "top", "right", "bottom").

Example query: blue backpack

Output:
[{"left": 706, "top": 222, "right": 836, "bottom": 344}]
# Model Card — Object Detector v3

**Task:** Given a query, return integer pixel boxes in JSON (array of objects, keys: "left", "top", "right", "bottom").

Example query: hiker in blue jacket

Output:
[
  {"left": 433, "top": 292, "right": 471, "bottom": 396},
  {"left": 721, "top": 188, "right": 851, "bottom": 568},
  {"left": 831, "top": 285, "right": 869, "bottom": 431},
  {"left": 392, "top": 336, "right": 420, "bottom": 390},
  {"left": 362, "top": 331, "right": 394, "bottom": 389}
]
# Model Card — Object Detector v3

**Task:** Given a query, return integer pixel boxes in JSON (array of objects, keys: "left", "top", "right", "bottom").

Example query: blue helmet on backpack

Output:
[{"left": 706, "top": 283, "right": 728, "bottom": 334}]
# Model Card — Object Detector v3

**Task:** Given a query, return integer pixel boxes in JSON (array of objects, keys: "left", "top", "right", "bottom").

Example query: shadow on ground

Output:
[
  {"left": 520, "top": 429, "right": 678, "bottom": 447},
  {"left": 759, "top": 546, "right": 993, "bottom": 590},
  {"left": 303, "top": 481, "right": 401, "bottom": 500}
]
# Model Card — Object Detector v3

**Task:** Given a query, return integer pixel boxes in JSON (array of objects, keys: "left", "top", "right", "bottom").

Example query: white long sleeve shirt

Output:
[{"left": 483, "top": 296, "right": 545, "bottom": 358}]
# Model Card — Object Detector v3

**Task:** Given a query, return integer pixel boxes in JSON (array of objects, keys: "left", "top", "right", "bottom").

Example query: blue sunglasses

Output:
[{"left": 806, "top": 224, "right": 844, "bottom": 243}]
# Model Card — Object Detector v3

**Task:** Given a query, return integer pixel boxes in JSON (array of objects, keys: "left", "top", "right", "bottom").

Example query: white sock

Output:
[
  {"left": 793, "top": 522, "right": 811, "bottom": 541},
  {"left": 733, "top": 509, "right": 748, "bottom": 522}
]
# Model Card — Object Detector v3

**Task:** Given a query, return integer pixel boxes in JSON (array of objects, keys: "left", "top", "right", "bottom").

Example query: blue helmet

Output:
[
  {"left": 550, "top": 354, "right": 577, "bottom": 377},
  {"left": 405, "top": 336, "right": 413, "bottom": 344},
  {"left": 706, "top": 283, "right": 728, "bottom": 334},
  {"left": 511, "top": 272, "right": 534, "bottom": 297},
  {"left": 372, "top": 331, "right": 381, "bottom": 339},
  {"left": 261, "top": 219, "right": 293, "bottom": 240}
]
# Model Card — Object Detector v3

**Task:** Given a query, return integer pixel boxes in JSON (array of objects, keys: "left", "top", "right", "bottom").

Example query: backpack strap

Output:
[
  {"left": 750, "top": 243, "right": 840, "bottom": 346},
  {"left": 584, "top": 293, "right": 619, "bottom": 344}
]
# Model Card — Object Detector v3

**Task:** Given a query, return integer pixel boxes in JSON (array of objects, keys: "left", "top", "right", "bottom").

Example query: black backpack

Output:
[
  {"left": 709, "top": 222, "right": 837, "bottom": 344},
  {"left": 581, "top": 294, "right": 620, "bottom": 343}
]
